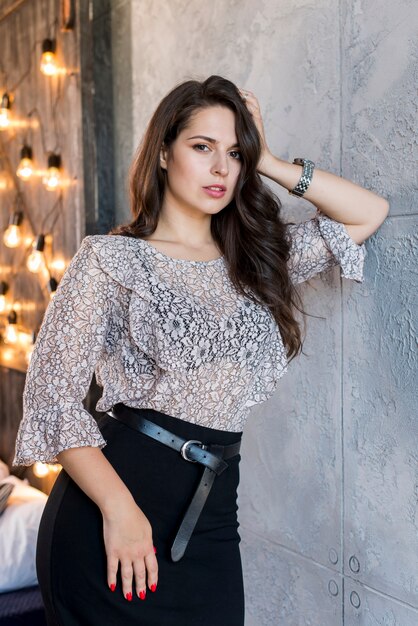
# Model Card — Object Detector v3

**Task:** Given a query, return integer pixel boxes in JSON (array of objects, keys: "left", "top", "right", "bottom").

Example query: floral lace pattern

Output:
[{"left": 13, "top": 211, "right": 367, "bottom": 466}]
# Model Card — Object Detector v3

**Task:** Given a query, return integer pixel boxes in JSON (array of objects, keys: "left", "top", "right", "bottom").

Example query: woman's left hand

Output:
[{"left": 238, "top": 88, "right": 273, "bottom": 175}]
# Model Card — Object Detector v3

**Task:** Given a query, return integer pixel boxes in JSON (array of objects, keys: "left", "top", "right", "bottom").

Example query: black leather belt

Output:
[{"left": 106, "top": 403, "right": 241, "bottom": 562}]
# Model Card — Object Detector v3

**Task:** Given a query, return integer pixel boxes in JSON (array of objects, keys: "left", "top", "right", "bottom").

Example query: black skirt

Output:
[{"left": 36, "top": 407, "right": 245, "bottom": 626}]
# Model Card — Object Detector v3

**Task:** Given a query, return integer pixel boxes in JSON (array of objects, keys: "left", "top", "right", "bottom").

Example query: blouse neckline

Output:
[{"left": 137, "top": 238, "right": 225, "bottom": 266}]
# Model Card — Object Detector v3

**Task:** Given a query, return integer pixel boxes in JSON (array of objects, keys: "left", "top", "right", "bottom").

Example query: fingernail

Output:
[
  {"left": 153, "top": 545, "right": 157, "bottom": 554},
  {"left": 139, "top": 590, "right": 146, "bottom": 600},
  {"left": 125, "top": 592, "right": 132, "bottom": 601},
  {"left": 150, "top": 583, "right": 157, "bottom": 592},
  {"left": 109, "top": 583, "right": 116, "bottom": 592}
]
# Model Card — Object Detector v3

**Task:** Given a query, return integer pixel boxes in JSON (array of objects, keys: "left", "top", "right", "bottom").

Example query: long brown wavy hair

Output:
[{"left": 110, "top": 75, "right": 308, "bottom": 362}]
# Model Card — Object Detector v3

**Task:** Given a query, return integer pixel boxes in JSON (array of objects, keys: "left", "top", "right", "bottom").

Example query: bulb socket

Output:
[
  {"left": 33, "top": 234, "right": 46, "bottom": 252},
  {"left": 48, "top": 277, "right": 58, "bottom": 293},
  {"left": 0, "top": 281, "right": 9, "bottom": 295},
  {"left": 20, "top": 145, "right": 33, "bottom": 160},
  {"left": 1, "top": 93, "right": 11, "bottom": 109},
  {"left": 7, "top": 310, "right": 17, "bottom": 324},
  {"left": 47, "top": 153, "right": 61, "bottom": 169},
  {"left": 8, "top": 211, "right": 23, "bottom": 226},
  {"left": 42, "top": 38, "right": 56, "bottom": 54}
]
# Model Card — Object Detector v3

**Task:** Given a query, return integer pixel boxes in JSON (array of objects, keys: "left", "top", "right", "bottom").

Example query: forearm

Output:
[
  {"left": 260, "top": 153, "right": 389, "bottom": 227},
  {"left": 56, "top": 446, "right": 135, "bottom": 516}
]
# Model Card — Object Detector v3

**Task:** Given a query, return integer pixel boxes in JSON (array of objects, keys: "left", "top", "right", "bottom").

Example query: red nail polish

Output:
[
  {"left": 150, "top": 583, "right": 157, "bottom": 592},
  {"left": 153, "top": 545, "right": 157, "bottom": 554},
  {"left": 109, "top": 583, "right": 116, "bottom": 592},
  {"left": 126, "top": 592, "right": 132, "bottom": 601},
  {"left": 139, "top": 590, "right": 146, "bottom": 600}
]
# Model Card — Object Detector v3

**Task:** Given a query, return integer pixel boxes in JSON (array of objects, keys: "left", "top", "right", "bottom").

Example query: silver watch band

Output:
[{"left": 288, "top": 158, "right": 315, "bottom": 197}]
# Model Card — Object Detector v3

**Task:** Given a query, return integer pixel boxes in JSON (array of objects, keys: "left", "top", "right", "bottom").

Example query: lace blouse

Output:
[{"left": 13, "top": 211, "right": 367, "bottom": 466}]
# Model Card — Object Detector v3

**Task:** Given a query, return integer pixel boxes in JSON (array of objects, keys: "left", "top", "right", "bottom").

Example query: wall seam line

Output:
[{"left": 339, "top": 0, "right": 345, "bottom": 623}]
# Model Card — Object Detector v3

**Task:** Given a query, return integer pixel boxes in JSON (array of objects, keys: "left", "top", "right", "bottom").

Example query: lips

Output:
[{"left": 204, "top": 185, "right": 227, "bottom": 191}]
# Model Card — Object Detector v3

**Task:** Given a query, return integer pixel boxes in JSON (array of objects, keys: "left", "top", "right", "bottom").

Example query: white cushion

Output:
[{"left": 0, "top": 476, "right": 47, "bottom": 593}]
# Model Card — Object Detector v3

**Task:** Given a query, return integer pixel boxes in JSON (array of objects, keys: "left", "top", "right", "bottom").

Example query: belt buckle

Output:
[{"left": 180, "top": 439, "right": 207, "bottom": 462}]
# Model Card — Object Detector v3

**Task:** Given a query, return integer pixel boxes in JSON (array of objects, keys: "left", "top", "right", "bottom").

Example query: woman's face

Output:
[{"left": 160, "top": 105, "right": 242, "bottom": 216}]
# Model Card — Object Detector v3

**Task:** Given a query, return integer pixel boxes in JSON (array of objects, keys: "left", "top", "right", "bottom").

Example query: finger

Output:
[
  {"left": 144, "top": 550, "right": 159, "bottom": 593},
  {"left": 133, "top": 558, "right": 147, "bottom": 600},
  {"left": 120, "top": 560, "right": 134, "bottom": 602},
  {"left": 238, "top": 88, "right": 256, "bottom": 101},
  {"left": 107, "top": 554, "right": 119, "bottom": 593}
]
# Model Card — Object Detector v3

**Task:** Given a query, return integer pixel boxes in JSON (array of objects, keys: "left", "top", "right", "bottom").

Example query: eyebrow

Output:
[{"left": 187, "top": 135, "right": 240, "bottom": 149}]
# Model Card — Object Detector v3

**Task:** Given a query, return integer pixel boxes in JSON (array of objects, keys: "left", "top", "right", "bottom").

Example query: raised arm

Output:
[{"left": 237, "top": 87, "right": 390, "bottom": 244}]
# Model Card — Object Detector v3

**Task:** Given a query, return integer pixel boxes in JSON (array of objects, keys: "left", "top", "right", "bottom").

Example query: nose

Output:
[{"left": 211, "top": 153, "right": 229, "bottom": 177}]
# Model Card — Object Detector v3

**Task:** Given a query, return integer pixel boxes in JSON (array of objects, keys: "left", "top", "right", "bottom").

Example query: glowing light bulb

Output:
[
  {"left": 27, "top": 251, "right": 44, "bottom": 273},
  {"left": 0, "top": 93, "right": 11, "bottom": 130},
  {"left": 43, "top": 153, "right": 61, "bottom": 191},
  {"left": 4, "top": 225, "right": 21, "bottom": 247},
  {"left": 26, "top": 346, "right": 34, "bottom": 364},
  {"left": 33, "top": 462, "right": 49, "bottom": 477},
  {"left": 27, "top": 234, "right": 45, "bottom": 273},
  {"left": 0, "top": 171, "right": 9, "bottom": 190},
  {"left": 3, "top": 212, "right": 23, "bottom": 248},
  {"left": 4, "top": 310, "right": 18, "bottom": 344},
  {"left": 16, "top": 145, "right": 34, "bottom": 180},
  {"left": 0, "top": 282, "right": 8, "bottom": 313},
  {"left": 40, "top": 39, "right": 58, "bottom": 76}
]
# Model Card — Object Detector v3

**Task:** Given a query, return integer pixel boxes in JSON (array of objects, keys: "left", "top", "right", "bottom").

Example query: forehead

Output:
[{"left": 182, "top": 106, "right": 237, "bottom": 142}]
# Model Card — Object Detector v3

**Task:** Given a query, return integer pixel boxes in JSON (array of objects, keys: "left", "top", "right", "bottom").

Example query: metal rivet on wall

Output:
[
  {"left": 350, "top": 590, "right": 361, "bottom": 609},
  {"left": 328, "top": 579, "right": 339, "bottom": 596},
  {"left": 349, "top": 555, "right": 360, "bottom": 573},
  {"left": 328, "top": 548, "right": 339, "bottom": 564}
]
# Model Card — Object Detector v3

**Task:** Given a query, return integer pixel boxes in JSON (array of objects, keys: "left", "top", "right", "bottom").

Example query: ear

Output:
[{"left": 160, "top": 145, "right": 168, "bottom": 170}]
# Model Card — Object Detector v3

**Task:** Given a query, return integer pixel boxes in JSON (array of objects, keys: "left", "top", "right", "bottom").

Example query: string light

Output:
[
  {"left": 40, "top": 39, "right": 58, "bottom": 76},
  {"left": 27, "top": 234, "right": 46, "bottom": 273},
  {"left": 16, "top": 145, "right": 34, "bottom": 180},
  {"left": 25, "top": 331, "right": 37, "bottom": 364},
  {"left": 0, "top": 282, "right": 9, "bottom": 313},
  {"left": 3, "top": 212, "right": 23, "bottom": 248},
  {"left": 0, "top": 16, "right": 76, "bottom": 369},
  {"left": 0, "top": 93, "right": 12, "bottom": 130},
  {"left": 42, "top": 153, "right": 61, "bottom": 191},
  {"left": 47, "top": 276, "right": 58, "bottom": 299},
  {"left": 4, "top": 309, "right": 18, "bottom": 344}
]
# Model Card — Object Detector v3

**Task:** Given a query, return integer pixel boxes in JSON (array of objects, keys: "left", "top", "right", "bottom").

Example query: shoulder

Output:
[{"left": 80, "top": 234, "right": 150, "bottom": 293}]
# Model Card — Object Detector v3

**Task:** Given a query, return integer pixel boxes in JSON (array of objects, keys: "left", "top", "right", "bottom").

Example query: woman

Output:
[{"left": 12, "top": 75, "right": 388, "bottom": 625}]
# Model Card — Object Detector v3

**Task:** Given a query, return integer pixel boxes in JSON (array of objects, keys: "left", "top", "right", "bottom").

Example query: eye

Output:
[
  {"left": 229, "top": 150, "right": 242, "bottom": 161},
  {"left": 193, "top": 143, "right": 210, "bottom": 152}
]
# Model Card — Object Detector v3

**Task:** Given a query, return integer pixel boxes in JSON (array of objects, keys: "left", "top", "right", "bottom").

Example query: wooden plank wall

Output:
[{"left": 0, "top": 0, "right": 113, "bottom": 486}]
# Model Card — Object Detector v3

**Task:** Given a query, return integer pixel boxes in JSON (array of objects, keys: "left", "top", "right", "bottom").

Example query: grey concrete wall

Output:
[{"left": 109, "top": 0, "right": 418, "bottom": 623}]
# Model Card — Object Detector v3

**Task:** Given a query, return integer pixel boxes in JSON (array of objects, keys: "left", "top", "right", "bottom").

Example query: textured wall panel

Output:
[
  {"left": 341, "top": 0, "right": 418, "bottom": 214},
  {"left": 112, "top": 0, "right": 416, "bottom": 623},
  {"left": 344, "top": 578, "right": 418, "bottom": 625},
  {"left": 241, "top": 528, "right": 342, "bottom": 626},
  {"left": 239, "top": 267, "right": 345, "bottom": 570},
  {"left": 343, "top": 216, "right": 418, "bottom": 607}
]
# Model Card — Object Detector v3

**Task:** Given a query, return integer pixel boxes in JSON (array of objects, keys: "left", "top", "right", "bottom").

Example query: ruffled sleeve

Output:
[
  {"left": 12, "top": 236, "right": 116, "bottom": 467},
  {"left": 285, "top": 210, "right": 367, "bottom": 285}
]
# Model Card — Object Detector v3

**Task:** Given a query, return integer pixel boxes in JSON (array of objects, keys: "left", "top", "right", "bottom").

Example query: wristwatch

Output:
[{"left": 288, "top": 158, "right": 315, "bottom": 197}]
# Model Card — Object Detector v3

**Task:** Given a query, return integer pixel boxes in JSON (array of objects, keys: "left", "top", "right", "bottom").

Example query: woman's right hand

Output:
[{"left": 102, "top": 495, "right": 158, "bottom": 601}]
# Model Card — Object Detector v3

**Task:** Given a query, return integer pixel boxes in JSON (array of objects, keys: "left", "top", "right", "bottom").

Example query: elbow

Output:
[
  {"left": 377, "top": 198, "right": 390, "bottom": 227},
  {"left": 381, "top": 198, "right": 390, "bottom": 217}
]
